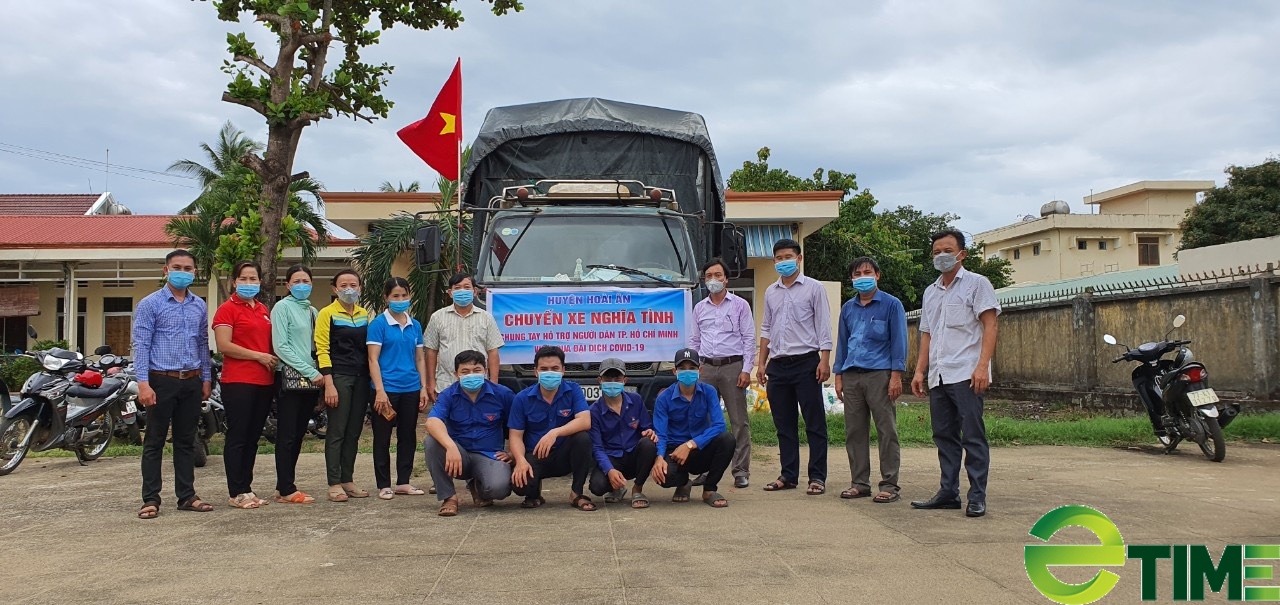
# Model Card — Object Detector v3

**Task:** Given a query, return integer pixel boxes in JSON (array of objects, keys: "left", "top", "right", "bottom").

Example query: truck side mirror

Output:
[
  {"left": 94, "top": 345, "right": 112, "bottom": 356},
  {"left": 720, "top": 227, "right": 748, "bottom": 276},
  {"left": 414, "top": 224, "right": 441, "bottom": 268}
]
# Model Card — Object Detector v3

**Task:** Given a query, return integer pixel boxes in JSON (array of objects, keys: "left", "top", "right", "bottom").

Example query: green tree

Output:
[
  {"left": 879, "top": 205, "right": 1013, "bottom": 306},
  {"left": 379, "top": 180, "right": 421, "bottom": 193},
  {"left": 211, "top": 0, "right": 525, "bottom": 292},
  {"left": 168, "top": 120, "right": 265, "bottom": 197},
  {"left": 1180, "top": 158, "right": 1280, "bottom": 250}
]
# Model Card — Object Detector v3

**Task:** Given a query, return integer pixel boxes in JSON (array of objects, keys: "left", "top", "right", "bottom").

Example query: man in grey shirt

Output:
[
  {"left": 757, "top": 238, "right": 833, "bottom": 496},
  {"left": 910, "top": 229, "right": 1000, "bottom": 518}
]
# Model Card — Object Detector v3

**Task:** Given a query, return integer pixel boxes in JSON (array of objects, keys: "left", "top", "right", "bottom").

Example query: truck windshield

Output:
[{"left": 482, "top": 215, "right": 695, "bottom": 284}]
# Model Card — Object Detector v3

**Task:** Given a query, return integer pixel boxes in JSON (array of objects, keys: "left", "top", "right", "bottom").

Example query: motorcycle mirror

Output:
[
  {"left": 1172, "top": 314, "right": 1186, "bottom": 328},
  {"left": 93, "top": 345, "right": 111, "bottom": 356},
  {"left": 26, "top": 325, "right": 37, "bottom": 340},
  {"left": 1103, "top": 334, "right": 1117, "bottom": 345}
]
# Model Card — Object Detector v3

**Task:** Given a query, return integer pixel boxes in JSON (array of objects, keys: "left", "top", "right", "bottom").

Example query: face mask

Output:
[
  {"left": 236, "top": 283, "right": 260, "bottom": 299},
  {"left": 338, "top": 288, "right": 360, "bottom": 305},
  {"left": 538, "top": 371, "right": 563, "bottom": 390},
  {"left": 852, "top": 277, "right": 877, "bottom": 294},
  {"left": 933, "top": 253, "right": 959, "bottom": 273},
  {"left": 451, "top": 289, "right": 474, "bottom": 307},
  {"left": 459, "top": 373, "right": 485, "bottom": 392},
  {"left": 775, "top": 259, "right": 798, "bottom": 277},
  {"left": 290, "top": 284, "right": 312, "bottom": 300},
  {"left": 676, "top": 369, "right": 700, "bottom": 387},
  {"left": 388, "top": 299, "right": 412, "bottom": 314},
  {"left": 167, "top": 270, "right": 194, "bottom": 290},
  {"left": 600, "top": 382, "right": 625, "bottom": 398},
  {"left": 705, "top": 279, "right": 725, "bottom": 294}
]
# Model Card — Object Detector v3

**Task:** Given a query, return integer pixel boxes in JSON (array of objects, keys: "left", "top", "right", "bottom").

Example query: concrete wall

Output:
[
  {"left": 906, "top": 276, "right": 1280, "bottom": 404},
  {"left": 1178, "top": 235, "right": 1280, "bottom": 277}
]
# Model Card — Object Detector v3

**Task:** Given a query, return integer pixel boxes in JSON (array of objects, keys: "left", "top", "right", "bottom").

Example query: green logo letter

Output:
[{"left": 1025, "top": 506, "right": 1126, "bottom": 605}]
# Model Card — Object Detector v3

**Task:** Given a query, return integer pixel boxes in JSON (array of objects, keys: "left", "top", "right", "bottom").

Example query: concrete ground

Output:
[{"left": 2, "top": 443, "right": 1278, "bottom": 604}]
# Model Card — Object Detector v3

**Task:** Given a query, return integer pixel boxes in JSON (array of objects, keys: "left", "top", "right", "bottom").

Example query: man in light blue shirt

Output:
[{"left": 833, "top": 256, "right": 907, "bottom": 503}]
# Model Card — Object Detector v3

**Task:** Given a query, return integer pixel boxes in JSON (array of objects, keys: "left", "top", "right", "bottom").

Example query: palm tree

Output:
[
  {"left": 164, "top": 196, "right": 233, "bottom": 298},
  {"left": 379, "top": 181, "right": 421, "bottom": 193},
  {"left": 168, "top": 122, "right": 264, "bottom": 210}
]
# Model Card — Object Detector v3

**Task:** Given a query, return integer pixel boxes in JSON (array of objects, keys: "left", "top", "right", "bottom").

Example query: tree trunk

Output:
[{"left": 255, "top": 125, "right": 303, "bottom": 296}]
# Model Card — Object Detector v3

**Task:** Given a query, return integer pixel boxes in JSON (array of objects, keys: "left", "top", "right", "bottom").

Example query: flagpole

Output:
[{"left": 455, "top": 58, "right": 463, "bottom": 274}]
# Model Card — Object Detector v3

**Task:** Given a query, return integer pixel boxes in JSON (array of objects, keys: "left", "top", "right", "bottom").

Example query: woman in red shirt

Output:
[{"left": 212, "top": 260, "right": 280, "bottom": 509}]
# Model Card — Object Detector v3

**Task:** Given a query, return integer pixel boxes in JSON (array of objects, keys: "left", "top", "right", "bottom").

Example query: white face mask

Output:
[
  {"left": 933, "top": 253, "right": 959, "bottom": 273},
  {"left": 705, "top": 279, "right": 725, "bottom": 294}
]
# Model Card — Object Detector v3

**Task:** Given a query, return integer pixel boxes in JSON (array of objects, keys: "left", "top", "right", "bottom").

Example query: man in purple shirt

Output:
[
  {"left": 689, "top": 257, "right": 755, "bottom": 488},
  {"left": 132, "top": 249, "right": 214, "bottom": 519},
  {"left": 757, "top": 238, "right": 833, "bottom": 495}
]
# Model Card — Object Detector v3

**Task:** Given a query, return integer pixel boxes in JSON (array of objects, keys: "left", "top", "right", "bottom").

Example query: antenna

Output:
[
  {"left": 87, "top": 178, "right": 94, "bottom": 193},
  {"left": 104, "top": 148, "right": 109, "bottom": 192},
  {"left": 1090, "top": 188, "right": 1094, "bottom": 214}
]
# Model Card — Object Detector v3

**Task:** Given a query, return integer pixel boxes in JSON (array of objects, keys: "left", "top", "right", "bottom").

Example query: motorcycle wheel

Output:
[
  {"left": 77, "top": 411, "right": 116, "bottom": 461},
  {"left": 194, "top": 438, "right": 209, "bottom": 468},
  {"left": 125, "top": 422, "right": 141, "bottom": 445},
  {"left": 1196, "top": 416, "right": 1226, "bottom": 462},
  {"left": 0, "top": 414, "right": 35, "bottom": 476}
]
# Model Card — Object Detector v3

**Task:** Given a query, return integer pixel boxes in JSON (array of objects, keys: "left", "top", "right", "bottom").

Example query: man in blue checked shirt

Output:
[
  {"left": 651, "top": 348, "right": 735, "bottom": 508},
  {"left": 833, "top": 256, "right": 908, "bottom": 504},
  {"left": 587, "top": 358, "right": 657, "bottom": 509},
  {"left": 508, "top": 345, "right": 595, "bottom": 511},
  {"left": 132, "top": 249, "right": 214, "bottom": 519}
]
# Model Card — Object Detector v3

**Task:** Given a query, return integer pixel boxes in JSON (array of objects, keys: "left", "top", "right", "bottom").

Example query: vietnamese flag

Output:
[{"left": 397, "top": 59, "right": 462, "bottom": 181}]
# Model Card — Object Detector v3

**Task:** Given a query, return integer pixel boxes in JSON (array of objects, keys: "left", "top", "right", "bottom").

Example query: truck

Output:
[{"left": 414, "top": 98, "right": 746, "bottom": 403}]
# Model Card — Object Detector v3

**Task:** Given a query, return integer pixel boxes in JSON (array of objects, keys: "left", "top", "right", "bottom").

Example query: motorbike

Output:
[
  {"left": 1104, "top": 314, "right": 1240, "bottom": 462},
  {"left": 0, "top": 327, "right": 132, "bottom": 475},
  {"left": 261, "top": 400, "right": 327, "bottom": 444},
  {"left": 90, "top": 346, "right": 141, "bottom": 445},
  {"left": 193, "top": 360, "right": 227, "bottom": 468}
]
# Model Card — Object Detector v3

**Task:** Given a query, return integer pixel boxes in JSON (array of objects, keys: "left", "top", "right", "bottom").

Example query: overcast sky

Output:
[{"left": 2, "top": 1, "right": 1278, "bottom": 237}]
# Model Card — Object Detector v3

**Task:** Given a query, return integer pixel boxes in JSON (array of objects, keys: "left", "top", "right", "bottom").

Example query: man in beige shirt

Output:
[{"left": 424, "top": 273, "right": 505, "bottom": 403}]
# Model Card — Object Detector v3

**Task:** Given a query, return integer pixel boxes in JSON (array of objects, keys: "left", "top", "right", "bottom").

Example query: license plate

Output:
[
  {"left": 1187, "top": 388, "right": 1219, "bottom": 406},
  {"left": 581, "top": 385, "right": 638, "bottom": 400},
  {"left": 123, "top": 400, "right": 136, "bottom": 414}
]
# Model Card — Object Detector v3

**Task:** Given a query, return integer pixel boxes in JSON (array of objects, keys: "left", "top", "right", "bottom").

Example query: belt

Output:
[
  {"left": 704, "top": 355, "right": 743, "bottom": 367},
  {"left": 842, "top": 366, "right": 883, "bottom": 374},
  {"left": 769, "top": 351, "right": 819, "bottom": 366},
  {"left": 151, "top": 369, "right": 202, "bottom": 380}
]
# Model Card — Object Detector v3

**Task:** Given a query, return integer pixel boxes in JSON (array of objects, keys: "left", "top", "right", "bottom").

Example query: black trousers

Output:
[
  {"left": 588, "top": 437, "right": 657, "bottom": 497},
  {"left": 928, "top": 380, "right": 989, "bottom": 504},
  {"left": 512, "top": 431, "right": 593, "bottom": 498},
  {"left": 659, "top": 432, "right": 735, "bottom": 493},
  {"left": 275, "top": 390, "right": 318, "bottom": 495},
  {"left": 766, "top": 352, "right": 828, "bottom": 484},
  {"left": 371, "top": 391, "right": 420, "bottom": 489},
  {"left": 140, "top": 374, "right": 202, "bottom": 505},
  {"left": 221, "top": 382, "right": 274, "bottom": 498}
]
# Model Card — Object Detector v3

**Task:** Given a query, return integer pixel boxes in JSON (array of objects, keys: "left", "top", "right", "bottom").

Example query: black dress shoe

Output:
[
  {"left": 910, "top": 495, "right": 962, "bottom": 510},
  {"left": 966, "top": 501, "right": 987, "bottom": 517}
]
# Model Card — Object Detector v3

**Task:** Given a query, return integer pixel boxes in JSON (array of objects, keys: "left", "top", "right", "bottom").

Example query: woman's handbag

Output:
[{"left": 279, "top": 362, "right": 322, "bottom": 395}]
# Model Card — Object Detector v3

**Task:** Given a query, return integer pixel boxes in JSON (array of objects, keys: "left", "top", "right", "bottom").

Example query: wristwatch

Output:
[{"left": 686, "top": 440, "right": 697, "bottom": 450}]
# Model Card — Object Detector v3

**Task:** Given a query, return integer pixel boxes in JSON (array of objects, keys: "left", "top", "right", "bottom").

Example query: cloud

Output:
[{"left": 1, "top": 0, "right": 1278, "bottom": 235}]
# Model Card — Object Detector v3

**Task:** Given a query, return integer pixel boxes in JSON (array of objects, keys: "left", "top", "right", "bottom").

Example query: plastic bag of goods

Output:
[{"left": 822, "top": 386, "right": 843, "bottom": 414}]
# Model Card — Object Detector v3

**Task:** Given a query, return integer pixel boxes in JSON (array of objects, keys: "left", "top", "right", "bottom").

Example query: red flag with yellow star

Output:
[{"left": 397, "top": 59, "right": 461, "bottom": 181}]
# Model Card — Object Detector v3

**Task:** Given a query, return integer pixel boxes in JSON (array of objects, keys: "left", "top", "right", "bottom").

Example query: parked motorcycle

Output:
[
  {"left": 89, "top": 346, "right": 141, "bottom": 445},
  {"left": 1104, "top": 314, "right": 1240, "bottom": 462},
  {"left": 193, "top": 360, "right": 226, "bottom": 468},
  {"left": 0, "top": 327, "right": 131, "bottom": 475}
]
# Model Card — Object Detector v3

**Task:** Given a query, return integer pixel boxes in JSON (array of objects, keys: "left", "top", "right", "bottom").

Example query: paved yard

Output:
[{"left": 2, "top": 443, "right": 1277, "bottom": 604}]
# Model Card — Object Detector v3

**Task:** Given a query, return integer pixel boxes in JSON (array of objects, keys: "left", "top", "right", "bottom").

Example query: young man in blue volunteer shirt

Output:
[
  {"left": 509, "top": 345, "right": 596, "bottom": 511},
  {"left": 424, "top": 350, "right": 516, "bottom": 517},
  {"left": 587, "top": 358, "right": 658, "bottom": 508},
  {"left": 651, "top": 349, "right": 735, "bottom": 508}
]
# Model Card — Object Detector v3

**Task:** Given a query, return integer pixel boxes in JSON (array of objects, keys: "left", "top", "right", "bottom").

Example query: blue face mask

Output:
[
  {"left": 676, "top": 369, "right": 700, "bottom": 387},
  {"left": 451, "top": 289, "right": 474, "bottom": 307},
  {"left": 167, "top": 270, "right": 194, "bottom": 289},
  {"left": 852, "top": 277, "right": 877, "bottom": 293},
  {"left": 290, "top": 284, "right": 312, "bottom": 300},
  {"left": 600, "top": 382, "right": 625, "bottom": 398},
  {"left": 538, "top": 371, "right": 563, "bottom": 390},
  {"left": 236, "top": 283, "right": 260, "bottom": 299},
  {"left": 775, "top": 259, "right": 798, "bottom": 277},
  {"left": 388, "top": 299, "right": 412, "bottom": 314},
  {"left": 459, "top": 373, "right": 486, "bottom": 392}
]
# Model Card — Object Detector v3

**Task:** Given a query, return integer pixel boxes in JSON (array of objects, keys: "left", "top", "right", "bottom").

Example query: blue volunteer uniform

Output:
[
  {"left": 653, "top": 381, "right": 726, "bottom": 454},
  {"left": 429, "top": 380, "right": 514, "bottom": 460},
  {"left": 589, "top": 391, "right": 652, "bottom": 473},
  {"left": 508, "top": 381, "right": 589, "bottom": 452}
]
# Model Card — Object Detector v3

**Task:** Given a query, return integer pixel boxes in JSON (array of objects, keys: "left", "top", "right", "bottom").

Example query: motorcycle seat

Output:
[{"left": 67, "top": 377, "right": 124, "bottom": 399}]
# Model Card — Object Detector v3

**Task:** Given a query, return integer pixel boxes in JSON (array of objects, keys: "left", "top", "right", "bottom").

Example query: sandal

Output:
[
  {"left": 806, "top": 481, "right": 826, "bottom": 496},
  {"left": 342, "top": 484, "right": 369, "bottom": 498},
  {"left": 378, "top": 488, "right": 395, "bottom": 500},
  {"left": 841, "top": 487, "right": 871, "bottom": 499},
  {"left": 328, "top": 487, "right": 349, "bottom": 502},
  {"left": 394, "top": 484, "right": 425, "bottom": 496},
  {"left": 873, "top": 490, "right": 901, "bottom": 503},
  {"left": 520, "top": 496, "right": 546, "bottom": 509},
  {"left": 763, "top": 479, "right": 797, "bottom": 492},
  {"left": 703, "top": 491, "right": 729, "bottom": 508},
  {"left": 438, "top": 496, "right": 459, "bottom": 517},
  {"left": 177, "top": 496, "right": 214, "bottom": 512},
  {"left": 631, "top": 493, "right": 650, "bottom": 509},
  {"left": 247, "top": 492, "right": 270, "bottom": 507},
  {"left": 467, "top": 481, "right": 493, "bottom": 508},
  {"left": 138, "top": 501, "right": 160, "bottom": 519},
  {"left": 274, "top": 491, "right": 316, "bottom": 504},
  {"left": 572, "top": 495, "right": 598, "bottom": 511},
  {"left": 229, "top": 493, "right": 259, "bottom": 509},
  {"left": 672, "top": 486, "right": 692, "bottom": 503},
  {"left": 604, "top": 487, "right": 627, "bottom": 504}
]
